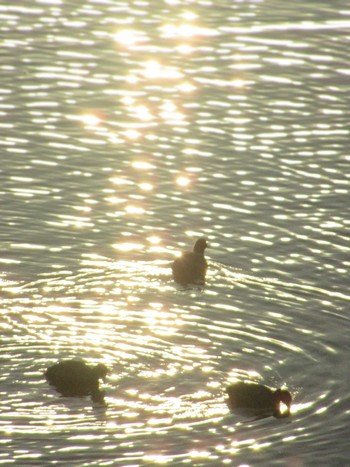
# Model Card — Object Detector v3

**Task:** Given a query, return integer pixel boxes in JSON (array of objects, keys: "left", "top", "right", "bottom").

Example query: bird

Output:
[
  {"left": 171, "top": 238, "right": 208, "bottom": 285},
  {"left": 226, "top": 382, "right": 292, "bottom": 419},
  {"left": 44, "top": 360, "right": 108, "bottom": 403}
]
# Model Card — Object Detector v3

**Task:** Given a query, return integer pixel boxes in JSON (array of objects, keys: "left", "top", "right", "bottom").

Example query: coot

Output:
[
  {"left": 171, "top": 238, "right": 208, "bottom": 285},
  {"left": 44, "top": 360, "right": 108, "bottom": 403},
  {"left": 226, "top": 382, "right": 292, "bottom": 418}
]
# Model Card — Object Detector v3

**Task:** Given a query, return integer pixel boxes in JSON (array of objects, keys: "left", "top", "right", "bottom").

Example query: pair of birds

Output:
[
  {"left": 44, "top": 239, "right": 292, "bottom": 418},
  {"left": 44, "top": 360, "right": 291, "bottom": 418},
  {"left": 44, "top": 240, "right": 206, "bottom": 401},
  {"left": 172, "top": 238, "right": 292, "bottom": 418}
]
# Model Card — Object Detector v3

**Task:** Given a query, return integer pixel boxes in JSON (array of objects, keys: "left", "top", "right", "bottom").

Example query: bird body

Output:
[
  {"left": 171, "top": 238, "right": 208, "bottom": 285},
  {"left": 44, "top": 360, "right": 108, "bottom": 402},
  {"left": 226, "top": 382, "right": 292, "bottom": 418}
]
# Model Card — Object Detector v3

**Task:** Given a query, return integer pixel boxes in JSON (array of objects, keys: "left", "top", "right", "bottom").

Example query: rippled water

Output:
[{"left": 1, "top": 0, "right": 350, "bottom": 465}]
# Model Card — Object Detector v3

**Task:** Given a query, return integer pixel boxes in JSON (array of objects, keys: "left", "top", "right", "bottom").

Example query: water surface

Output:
[{"left": 1, "top": 0, "right": 350, "bottom": 465}]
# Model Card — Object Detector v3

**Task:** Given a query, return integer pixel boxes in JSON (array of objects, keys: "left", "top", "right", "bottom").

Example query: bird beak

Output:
[{"left": 278, "top": 401, "right": 291, "bottom": 417}]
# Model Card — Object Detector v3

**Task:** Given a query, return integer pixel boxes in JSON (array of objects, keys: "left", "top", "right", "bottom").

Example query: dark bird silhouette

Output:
[
  {"left": 171, "top": 238, "right": 208, "bottom": 285},
  {"left": 44, "top": 360, "right": 108, "bottom": 403},
  {"left": 226, "top": 382, "right": 292, "bottom": 419}
]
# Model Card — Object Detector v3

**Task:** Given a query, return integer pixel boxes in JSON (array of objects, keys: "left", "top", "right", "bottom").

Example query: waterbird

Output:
[
  {"left": 171, "top": 238, "right": 208, "bottom": 285},
  {"left": 44, "top": 360, "right": 108, "bottom": 403},
  {"left": 226, "top": 382, "right": 292, "bottom": 419}
]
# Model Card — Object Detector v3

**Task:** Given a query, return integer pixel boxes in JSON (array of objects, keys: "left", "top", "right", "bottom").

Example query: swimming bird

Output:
[
  {"left": 44, "top": 360, "right": 108, "bottom": 403},
  {"left": 226, "top": 382, "right": 292, "bottom": 419},
  {"left": 171, "top": 238, "right": 208, "bottom": 285}
]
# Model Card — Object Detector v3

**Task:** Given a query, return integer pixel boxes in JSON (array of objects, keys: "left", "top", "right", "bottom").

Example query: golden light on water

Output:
[
  {"left": 73, "top": 205, "right": 91, "bottom": 213},
  {"left": 189, "top": 450, "right": 211, "bottom": 460},
  {"left": 180, "top": 11, "right": 198, "bottom": 21},
  {"left": 147, "top": 236, "right": 161, "bottom": 245},
  {"left": 139, "top": 182, "right": 153, "bottom": 191},
  {"left": 124, "top": 129, "right": 141, "bottom": 140},
  {"left": 147, "top": 236, "right": 169, "bottom": 255},
  {"left": 80, "top": 113, "right": 102, "bottom": 126},
  {"left": 125, "top": 74, "right": 139, "bottom": 84},
  {"left": 177, "top": 81, "right": 196, "bottom": 93},
  {"left": 160, "top": 101, "right": 185, "bottom": 124},
  {"left": 4, "top": 3, "right": 346, "bottom": 462},
  {"left": 121, "top": 96, "right": 136, "bottom": 106},
  {"left": 176, "top": 175, "right": 191, "bottom": 187},
  {"left": 132, "top": 161, "right": 155, "bottom": 170},
  {"left": 113, "top": 242, "right": 144, "bottom": 252},
  {"left": 110, "top": 177, "right": 133, "bottom": 186},
  {"left": 125, "top": 205, "right": 145, "bottom": 215},
  {"left": 160, "top": 22, "right": 216, "bottom": 39},
  {"left": 177, "top": 43, "right": 194, "bottom": 55},
  {"left": 141, "top": 60, "right": 183, "bottom": 80},
  {"left": 121, "top": 97, "right": 154, "bottom": 122},
  {"left": 104, "top": 195, "right": 124, "bottom": 205},
  {"left": 113, "top": 29, "right": 146, "bottom": 47},
  {"left": 143, "top": 454, "right": 169, "bottom": 464},
  {"left": 142, "top": 60, "right": 162, "bottom": 79},
  {"left": 231, "top": 79, "right": 250, "bottom": 88},
  {"left": 133, "top": 105, "right": 153, "bottom": 121}
]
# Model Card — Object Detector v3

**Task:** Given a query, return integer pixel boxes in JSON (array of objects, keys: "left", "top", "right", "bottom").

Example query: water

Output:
[{"left": 1, "top": 0, "right": 350, "bottom": 465}]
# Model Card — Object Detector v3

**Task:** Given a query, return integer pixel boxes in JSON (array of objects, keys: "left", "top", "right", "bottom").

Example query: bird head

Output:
[
  {"left": 193, "top": 238, "right": 208, "bottom": 254},
  {"left": 93, "top": 363, "right": 108, "bottom": 380}
]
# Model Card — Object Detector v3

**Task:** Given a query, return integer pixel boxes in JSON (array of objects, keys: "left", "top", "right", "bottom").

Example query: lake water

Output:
[{"left": 1, "top": 0, "right": 350, "bottom": 465}]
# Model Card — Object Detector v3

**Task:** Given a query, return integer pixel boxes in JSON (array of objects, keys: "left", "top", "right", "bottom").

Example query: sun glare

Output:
[
  {"left": 133, "top": 105, "right": 153, "bottom": 121},
  {"left": 176, "top": 44, "right": 194, "bottom": 55},
  {"left": 160, "top": 101, "right": 185, "bottom": 124},
  {"left": 113, "top": 242, "right": 144, "bottom": 252},
  {"left": 139, "top": 182, "right": 153, "bottom": 191},
  {"left": 142, "top": 60, "right": 161, "bottom": 79},
  {"left": 132, "top": 161, "right": 155, "bottom": 170},
  {"left": 176, "top": 176, "right": 190, "bottom": 187},
  {"left": 181, "top": 11, "right": 198, "bottom": 21},
  {"left": 147, "top": 236, "right": 161, "bottom": 245},
  {"left": 113, "top": 29, "right": 146, "bottom": 47},
  {"left": 81, "top": 114, "right": 101, "bottom": 126},
  {"left": 110, "top": 177, "right": 133, "bottom": 186},
  {"left": 121, "top": 96, "right": 136, "bottom": 106},
  {"left": 141, "top": 60, "right": 183, "bottom": 80},
  {"left": 231, "top": 79, "right": 251, "bottom": 88},
  {"left": 177, "top": 81, "right": 196, "bottom": 93},
  {"left": 124, "top": 129, "right": 141, "bottom": 140},
  {"left": 125, "top": 205, "right": 145, "bottom": 215},
  {"left": 160, "top": 22, "right": 217, "bottom": 39}
]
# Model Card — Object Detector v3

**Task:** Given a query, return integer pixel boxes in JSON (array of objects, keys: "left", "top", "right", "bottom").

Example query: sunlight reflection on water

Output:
[{"left": 1, "top": 0, "right": 350, "bottom": 465}]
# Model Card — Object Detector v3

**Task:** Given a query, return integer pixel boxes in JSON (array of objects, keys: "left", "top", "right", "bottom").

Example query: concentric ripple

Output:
[
  {"left": 2, "top": 255, "right": 350, "bottom": 464},
  {"left": 1, "top": 0, "right": 350, "bottom": 465}
]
